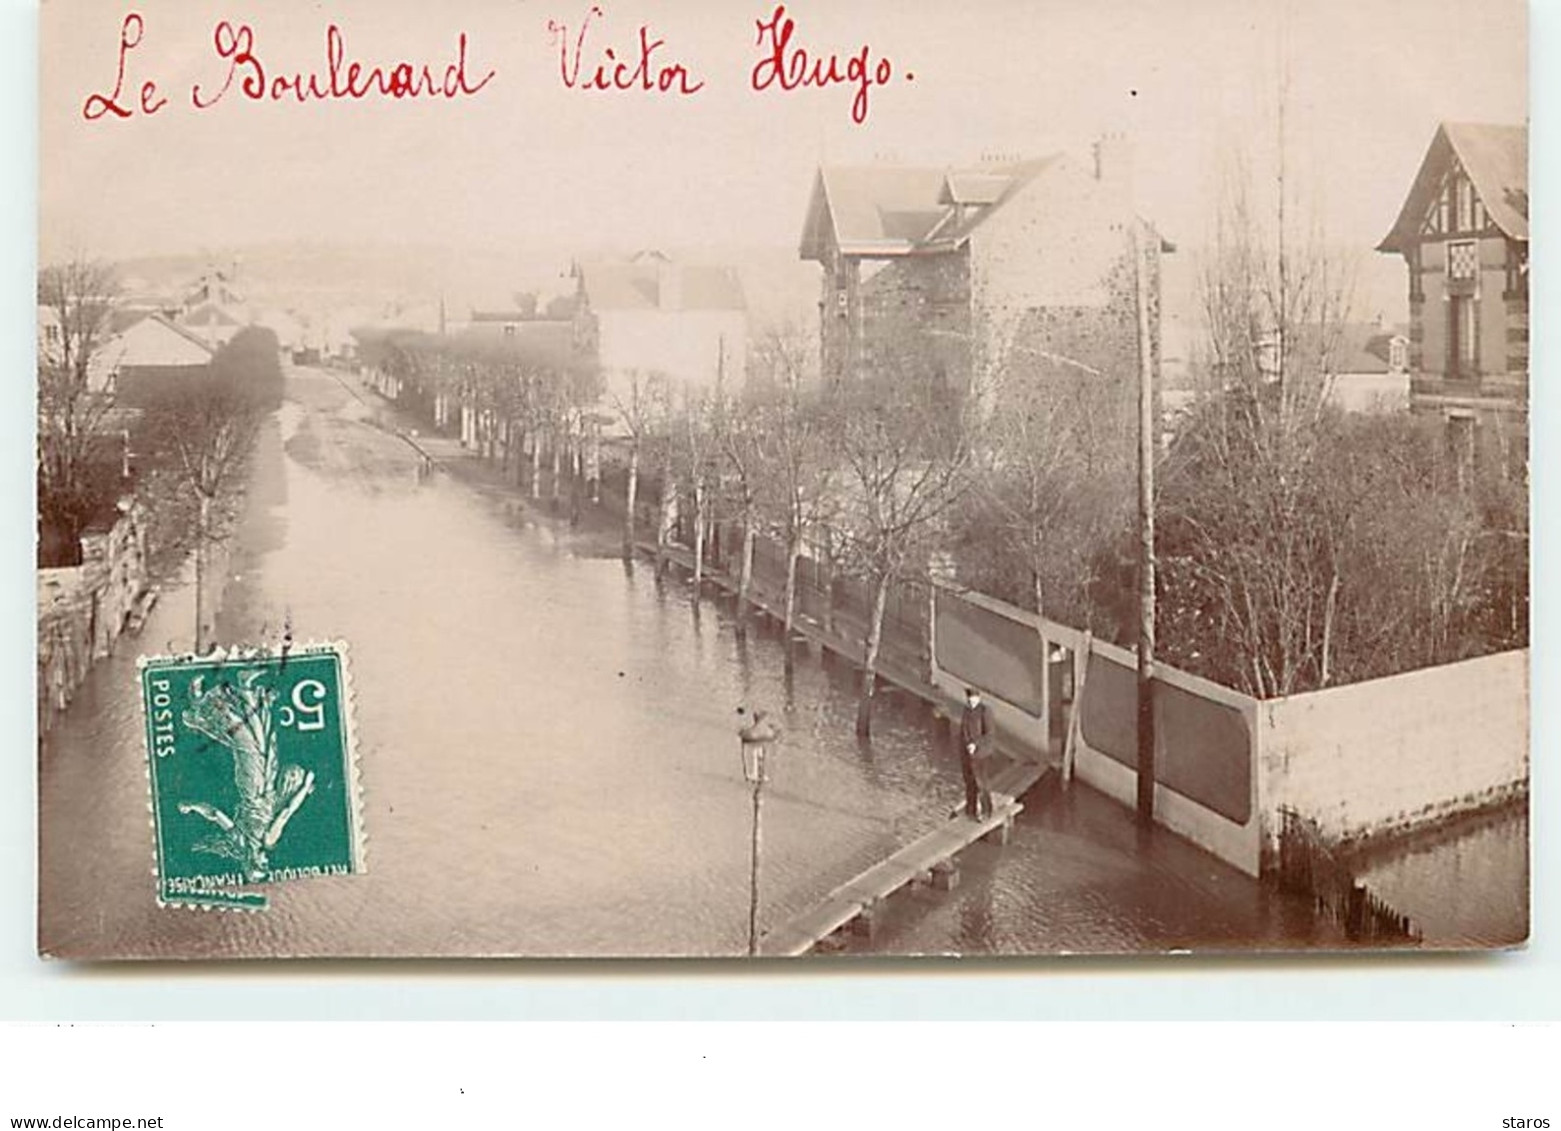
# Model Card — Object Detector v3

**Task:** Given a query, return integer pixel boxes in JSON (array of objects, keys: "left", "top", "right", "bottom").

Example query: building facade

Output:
[
  {"left": 798, "top": 139, "right": 1168, "bottom": 413},
  {"left": 1377, "top": 122, "right": 1528, "bottom": 426},
  {"left": 572, "top": 252, "right": 748, "bottom": 409}
]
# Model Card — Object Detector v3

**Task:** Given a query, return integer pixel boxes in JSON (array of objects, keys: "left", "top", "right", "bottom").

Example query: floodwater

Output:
[
  {"left": 38, "top": 368, "right": 972, "bottom": 958},
  {"left": 36, "top": 366, "right": 1521, "bottom": 959},
  {"left": 1353, "top": 806, "right": 1529, "bottom": 949}
]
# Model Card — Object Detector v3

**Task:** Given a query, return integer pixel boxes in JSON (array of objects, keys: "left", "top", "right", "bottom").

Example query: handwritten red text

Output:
[
  {"left": 193, "top": 21, "right": 495, "bottom": 108},
  {"left": 548, "top": 6, "right": 705, "bottom": 95},
  {"left": 82, "top": 13, "right": 167, "bottom": 120},
  {"left": 750, "top": 5, "right": 897, "bottom": 125}
]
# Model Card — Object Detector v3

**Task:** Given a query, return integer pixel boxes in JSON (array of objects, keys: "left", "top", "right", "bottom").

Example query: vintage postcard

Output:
[{"left": 36, "top": 0, "right": 1528, "bottom": 958}]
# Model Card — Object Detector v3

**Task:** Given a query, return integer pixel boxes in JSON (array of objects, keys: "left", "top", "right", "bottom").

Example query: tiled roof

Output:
[
  {"left": 1378, "top": 122, "right": 1527, "bottom": 253},
  {"left": 578, "top": 260, "right": 746, "bottom": 312},
  {"left": 799, "top": 158, "right": 1063, "bottom": 259}
]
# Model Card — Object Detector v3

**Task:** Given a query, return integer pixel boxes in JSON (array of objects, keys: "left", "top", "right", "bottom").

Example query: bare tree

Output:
[
  {"left": 37, "top": 258, "right": 120, "bottom": 565},
  {"left": 1158, "top": 138, "right": 1365, "bottom": 696},
  {"left": 675, "top": 386, "right": 721, "bottom": 591},
  {"left": 971, "top": 339, "right": 1134, "bottom": 625},
  {"left": 138, "top": 329, "right": 277, "bottom": 650},
  {"left": 830, "top": 363, "right": 973, "bottom": 737},
  {"left": 608, "top": 369, "right": 669, "bottom": 556},
  {"left": 750, "top": 323, "right": 834, "bottom": 642}
]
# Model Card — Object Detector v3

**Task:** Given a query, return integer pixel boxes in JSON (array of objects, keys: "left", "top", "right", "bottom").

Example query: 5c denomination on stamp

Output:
[{"left": 138, "top": 643, "right": 364, "bottom": 910}]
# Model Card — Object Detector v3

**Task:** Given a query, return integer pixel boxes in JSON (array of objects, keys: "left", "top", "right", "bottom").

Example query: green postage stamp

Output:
[{"left": 138, "top": 643, "right": 364, "bottom": 911}]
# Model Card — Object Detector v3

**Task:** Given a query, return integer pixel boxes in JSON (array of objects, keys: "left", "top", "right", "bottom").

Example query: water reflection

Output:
[
  {"left": 1353, "top": 805, "right": 1528, "bottom": 949},
  {"left": 39, "top": 370, "right": 963, "bottom": 958},
  {"left": 38, "top": 368, "right": 1523, "bottom": 959}
]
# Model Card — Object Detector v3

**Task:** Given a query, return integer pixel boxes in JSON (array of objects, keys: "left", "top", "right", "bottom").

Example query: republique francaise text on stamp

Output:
[{"left": 138, "top": 643, "right": 365, "bottom": 911}]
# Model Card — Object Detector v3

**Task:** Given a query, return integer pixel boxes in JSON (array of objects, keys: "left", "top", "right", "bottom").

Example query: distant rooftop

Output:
[{"left": 576, "top": 256, "right": 746, "bottom": 313}]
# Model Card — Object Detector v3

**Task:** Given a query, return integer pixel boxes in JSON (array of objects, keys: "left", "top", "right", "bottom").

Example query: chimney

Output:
[
  {"left": 1092, "top": 131, "right": 1133, "bottom": 188},
  {"left": 658, "top": 260, "right": 682, "bottom": 312}
]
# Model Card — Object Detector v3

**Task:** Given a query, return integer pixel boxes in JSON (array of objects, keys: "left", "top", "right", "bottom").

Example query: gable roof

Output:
[
  {"left": 1378, "top": 121, "right": 1528, "bottom": 253},
  {"left": 99, "top": 313, "right": 217, "bottom": 374},
  {"left": 799, "top": 158, "right": 1061, "bottom": 259},
  {"left": 577, "top": 259, "right": 746, "bottom": 313}
]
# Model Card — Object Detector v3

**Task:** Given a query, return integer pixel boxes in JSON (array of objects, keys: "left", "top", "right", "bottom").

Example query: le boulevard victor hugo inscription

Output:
[
  {"left": 82, "top": 5, "right": 906, "bottom": 124},
  {"left": 37, "top": 0, "right": 1528, "bottom": 959}
]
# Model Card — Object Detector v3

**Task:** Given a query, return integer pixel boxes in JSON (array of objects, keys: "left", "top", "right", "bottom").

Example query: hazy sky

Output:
[{"left": 40, "top": 0, "right": 1526, "bottom": 266}]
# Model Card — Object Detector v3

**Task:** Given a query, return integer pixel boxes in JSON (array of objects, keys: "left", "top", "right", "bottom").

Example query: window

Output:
[
  {"left": 1389, "top": 337, "right": 1408, "bottom": 373},
  {"left": 1438, "top": 183, "right": 1451, "bottom": 233},
  {"left": 1456, "top": 177, "right": 1474, "bottom": 231},
  {"left": 1447, "top": 294, "right": 1476, "bottom": 379},
  {"left": 1447, "top": 240, "right": 1478, "bottom": 283},
  {"left": 1473, "top": 197, "right": 1486, "bottom": 231},
  {"left": 1505, "top": 240, "right": 1528, "bottom": 299}
]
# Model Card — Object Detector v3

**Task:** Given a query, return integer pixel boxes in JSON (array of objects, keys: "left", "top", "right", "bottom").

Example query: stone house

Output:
[
  {"left": 797, "top": 138, "right": 1170, "bottom": 416},
  {"left": 1376, "top": 122, "right": 1528, "bottom": 428}
]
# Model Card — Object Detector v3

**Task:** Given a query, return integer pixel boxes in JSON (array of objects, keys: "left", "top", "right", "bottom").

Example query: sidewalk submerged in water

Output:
[
  {"left": 341, "top": 368, "right": 1348, "bottom": 956},
  {"left": 838, "top": 773, "right": 1344, "bottom": 956}
]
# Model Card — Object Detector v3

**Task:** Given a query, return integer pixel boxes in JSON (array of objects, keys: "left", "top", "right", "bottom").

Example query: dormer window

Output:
[{"left": 1389, "top": 337, "right": 1408, "bottom": 373}]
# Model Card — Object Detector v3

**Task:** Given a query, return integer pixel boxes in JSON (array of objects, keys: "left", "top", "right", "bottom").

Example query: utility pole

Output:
[
  {"left": 1132, "top": 218, "right": 1157, "bottom": 826},
  {"left": 748, "top": 773, "right": 762, "bottom": 956}
]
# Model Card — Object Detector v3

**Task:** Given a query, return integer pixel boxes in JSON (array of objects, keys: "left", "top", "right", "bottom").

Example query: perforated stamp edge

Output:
[{"left": 135, "top": 639, "right": 366, "bottom": 912}]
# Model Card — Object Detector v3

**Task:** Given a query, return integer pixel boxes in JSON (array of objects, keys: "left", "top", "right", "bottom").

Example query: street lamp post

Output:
[{"left": 738, "top": 710, "right": 781, "bottom": 957}]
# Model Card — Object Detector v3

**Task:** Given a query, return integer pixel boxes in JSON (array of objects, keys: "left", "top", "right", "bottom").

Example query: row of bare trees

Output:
[
  {"left": 37, "top": 256, "right": 282, "bottom": 649},
  {"left": 355, "top": 326, "right": 605, "bottom": 511},
  {"left": 356, "top": 317, "right": 980, "bottom": 736},
  {"left": 351, "top": 189, "right": 1526, "bottom": 726}
]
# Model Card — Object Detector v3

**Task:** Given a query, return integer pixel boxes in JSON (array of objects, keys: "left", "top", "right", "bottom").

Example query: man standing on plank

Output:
[{"left": 959, "top": 687, "right": 995, "bottom": 820}]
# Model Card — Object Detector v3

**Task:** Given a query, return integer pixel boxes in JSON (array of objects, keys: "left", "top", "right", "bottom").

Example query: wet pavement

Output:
[{"left": 849, "top": 775, "right": 1336, "bottom": 956}]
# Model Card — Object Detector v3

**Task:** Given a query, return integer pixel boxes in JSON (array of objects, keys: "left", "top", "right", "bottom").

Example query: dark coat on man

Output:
[
  {"left": 958, "top": 696, "right": 995, "bottom": 818},
  {"left": 959, "top": 699, "right": 994, "bottom": 758}
]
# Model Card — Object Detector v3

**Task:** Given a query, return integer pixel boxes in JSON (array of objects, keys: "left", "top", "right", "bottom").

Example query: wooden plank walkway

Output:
[{"left": 761, "top": 761, "right": 1054, "bottom": 957}]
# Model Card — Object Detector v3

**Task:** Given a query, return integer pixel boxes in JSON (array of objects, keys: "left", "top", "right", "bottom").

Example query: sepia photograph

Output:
[{"left": 36, "top": 0, "right": 1529, "bottom": 959}]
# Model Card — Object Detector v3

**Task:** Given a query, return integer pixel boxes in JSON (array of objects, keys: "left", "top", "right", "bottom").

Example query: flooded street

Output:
[
  {"left": 38, "top": 366, "right": 1519, "bottom": 960},
  {"left": 40, "top": 367, "right": 976, "bottom": 958}
]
